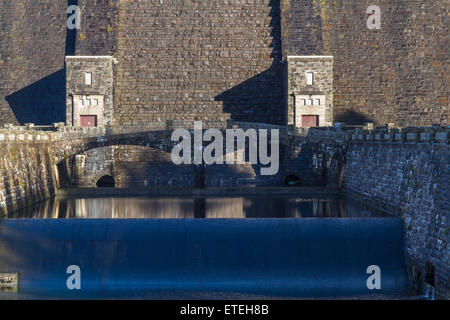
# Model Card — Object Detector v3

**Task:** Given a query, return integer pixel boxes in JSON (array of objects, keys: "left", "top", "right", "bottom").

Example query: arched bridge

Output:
[
  {"left": 50, "top": 128, "right": 178, "bottom": 163},
  {"left": 46, "top": 122, "right": 294, "bottom": 164},
  {"left": 0, "top": 122, "right": 349, "bottom": 188}
]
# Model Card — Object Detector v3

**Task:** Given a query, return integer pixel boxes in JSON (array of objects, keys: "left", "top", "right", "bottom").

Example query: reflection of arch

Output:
[
  {"left": 285, "top": 174, "right": 301, "bottom": 186},
  {"left": 96, "top": 175, "right": 115, "bottom": 188}
]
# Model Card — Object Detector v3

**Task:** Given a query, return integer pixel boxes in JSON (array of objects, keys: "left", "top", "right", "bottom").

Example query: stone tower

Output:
[
  {"left": 286, "top": 56, "right": 333, "bottom": 127},
  {"left": 65, "top": 56, "right": 115, "bottom": 127}
]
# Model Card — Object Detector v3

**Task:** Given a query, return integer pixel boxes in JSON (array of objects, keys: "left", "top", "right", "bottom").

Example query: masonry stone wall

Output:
[
  {"left": 71, "top": 145, "right": 191, "bottom": 188},
  {"left": 282, "top": 0, "right": 449, "bottom": 127},
  {"left": 0, "top": 139, "right": 57, "bottom": 216},
  {"left": 343, "top": 140, "right": 449, "bottom": 299},
  {"left": 75, "top": 0, "right": 118, "bottom": 56},
  {"left": 74, "top": 146, "right": 115, "bottom": 187},
  {"left": 0, "top": 0, "right": 67, "bottom": 126},
  {"left": 114, "top": 0, "right": 284, "bottom": 126},
  {"left": 280, "top": 130, "right": 344, "bottom": 188},
  {"left": 73, "top": 144, "right": 280, "bottom": 188},
  {"left": 113, "top": 145, "right": 195, "bottom": 188}
]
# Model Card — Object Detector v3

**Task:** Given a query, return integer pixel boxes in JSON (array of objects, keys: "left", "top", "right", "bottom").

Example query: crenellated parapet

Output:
[
  {"left": 229, "top": 121, "right": 449, "bottom": 145},
  {"left": 0, "top": 123, "right": 55, "bottom": 143},
  {"left": 0, "top": 123, "right": 107, "bottom": 144},
  {"left": 2, "top": 121, "right": 448, "bottom": 148},
  {"left": 301, "top": 125, "right": 449, "bottom": 145},
  {"left": 0, "top": 120, "right": 229, "bottom": 144}
]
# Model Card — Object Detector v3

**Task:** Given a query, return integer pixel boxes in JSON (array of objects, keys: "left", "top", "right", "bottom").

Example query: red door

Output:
[
  {"left": 80, "top": 115, "right": 97, "bottom": 127},
  {"left": 302, "top": 115, "right": 319, "bottom": 127}
]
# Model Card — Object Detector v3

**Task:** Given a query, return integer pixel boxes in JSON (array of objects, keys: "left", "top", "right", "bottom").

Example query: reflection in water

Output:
[{"left": 9, "top": 196, "right": 388, "bottom": 219}]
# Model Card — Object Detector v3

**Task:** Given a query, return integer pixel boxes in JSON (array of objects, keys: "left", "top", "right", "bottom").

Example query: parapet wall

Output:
[
  {"left": 344, "top": 141, "right": 448, "bottom": 299},
  {"left": 305, "top": 125, "right": 449, "bottom": 145},
  {"left": 336, "top": 127, "right": 448, "bottom": 299}
]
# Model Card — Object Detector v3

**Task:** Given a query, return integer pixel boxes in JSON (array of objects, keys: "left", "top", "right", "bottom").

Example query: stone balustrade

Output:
[
  {"left": 1, "top": 121, "right": 448, "bottom": 146},
  {"left": 230, "top": 121, "right": 448, "bottom": 145},
  {"left": 304, "top": 125, "right": 449, "bottom": 144},
  {"left": 229, "top": 121, "right": 289, "bottom": 134}
]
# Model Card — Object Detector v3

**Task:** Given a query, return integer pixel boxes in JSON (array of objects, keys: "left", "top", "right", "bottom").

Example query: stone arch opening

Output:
[
  {"left": 96, "top": 175, "right": 115, "bottom": 188},
  {"left": 61, "top": 143, "right": 181, "bottom": 188},
  {"left": 285, "top": 174, "right": 301, "bottom": 186}
]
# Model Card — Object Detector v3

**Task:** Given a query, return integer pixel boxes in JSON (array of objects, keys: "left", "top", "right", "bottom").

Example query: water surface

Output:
[{"left": 8, "top": 195, "right": 389, "bottom": 219}]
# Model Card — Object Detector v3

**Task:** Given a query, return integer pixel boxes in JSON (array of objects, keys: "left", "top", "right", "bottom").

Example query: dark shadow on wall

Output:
[
  {"left": 5, "top": 69, "right": 66, "bottom": 125},
  {"left": 2, "top": 173, "right": 13, "bottom": 217},
  {"left": 66, "top": 0, "right": 78, "bottom": 56},
  {"left": 215, "top": 63, "right": 284, "bottom": 125},
  {"left": 334, "top": 110, "right": 374, "bottom": 126},
  {"left": 114, "top": 162, "right": 196, "bottom": 188},
  {"left": 4, "top": 0, "right": 77, "bottom": 125},
  {"left": 215, "top": 0, "right": 284, "bottom": 125},
  {"left": 56, "top": 159, "right": 74, "bottom": 188},
  {"left": 283, "top": 141, "right": 330, "bottom": 187}
]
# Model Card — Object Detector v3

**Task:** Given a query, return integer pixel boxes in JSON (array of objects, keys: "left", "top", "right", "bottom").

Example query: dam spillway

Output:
[{"left": 0, "top": 214, "right": 408, "bottom": 299}]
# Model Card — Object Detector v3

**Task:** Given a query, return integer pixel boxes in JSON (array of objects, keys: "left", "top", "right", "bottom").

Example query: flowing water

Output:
[{"left": 0, "top": 193, "right": 410, "bottom": 299}]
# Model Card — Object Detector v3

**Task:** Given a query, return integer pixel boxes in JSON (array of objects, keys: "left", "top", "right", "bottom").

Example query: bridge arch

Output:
[
  {"left": 96, "top": 175, "right": 115, "bottom": 188},
  {"left": 55, "top": 143, "right": 195, "bottom": 188},
  {"left": 50, "top": 128, "right": 292, "bottom": 188},
  {"left": 51, "top": 130, "right": 177, "bottom": 163}
]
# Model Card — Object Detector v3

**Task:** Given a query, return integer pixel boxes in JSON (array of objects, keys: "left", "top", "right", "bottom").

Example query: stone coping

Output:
[{"left": 0, "top": 122, "right": 448, "bottom": 144}]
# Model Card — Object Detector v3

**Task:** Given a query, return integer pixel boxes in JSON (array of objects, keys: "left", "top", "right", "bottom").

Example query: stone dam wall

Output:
[
  {"left": 1, "top": 0, "right": 448, "bottom": 127},
  {"left": 281, "top": 0, "right": 449, "bottom": 127},
  {"left": 0, "top": 0, "right": 67, "bottom": 125},
  {"left": 114, "top": 0, "right": 284, "bottom": 125}
]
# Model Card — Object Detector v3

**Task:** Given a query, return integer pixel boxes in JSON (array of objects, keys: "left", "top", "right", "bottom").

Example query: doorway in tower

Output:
[
  {"left": 80, "top": 115, "right": 97, "bottom": 127},
  {"left": 302, "top": 115, "right": 319, "bottom": 127}
]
